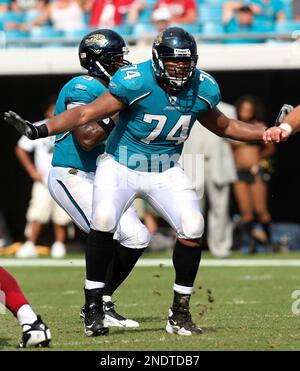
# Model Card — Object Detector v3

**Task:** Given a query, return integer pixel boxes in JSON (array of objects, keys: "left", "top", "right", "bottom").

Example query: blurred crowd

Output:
[{"left": 0, "top": 0, "right": 300, "bottom": 45}]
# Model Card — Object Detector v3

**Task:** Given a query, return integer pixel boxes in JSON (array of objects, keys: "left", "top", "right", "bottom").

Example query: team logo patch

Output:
[
  {"left": 154, "top": 34, "right": 163, "bottom": 45},
  {"left": 85, "top": 34, "right": 109, "bottom": 53}
]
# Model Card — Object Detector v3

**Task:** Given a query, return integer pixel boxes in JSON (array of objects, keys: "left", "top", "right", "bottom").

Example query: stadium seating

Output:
[{"left": 0, "top": 0, "right": 297, "bottom": 47}]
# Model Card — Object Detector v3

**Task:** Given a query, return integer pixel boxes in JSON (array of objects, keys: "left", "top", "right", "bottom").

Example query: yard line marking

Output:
[{"left": 1, "top": 258, "right": 300, "bottom": 267}]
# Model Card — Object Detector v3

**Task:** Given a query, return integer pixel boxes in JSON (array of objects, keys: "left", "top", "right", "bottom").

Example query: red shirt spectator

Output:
[
  {"left": 153, "top": 0, "right": 197, "bottom": 24},
  {"left": 89, "top": 0, "right": 145, "bottom": 27}
]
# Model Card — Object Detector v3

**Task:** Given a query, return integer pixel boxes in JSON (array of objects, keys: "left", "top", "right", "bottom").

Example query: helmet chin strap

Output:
[
  {"left": 95, "top": 61, "right": 112, "bottom": 80},
  {"left": 165, "top": 69, "right": 188, "bottom": 87}
]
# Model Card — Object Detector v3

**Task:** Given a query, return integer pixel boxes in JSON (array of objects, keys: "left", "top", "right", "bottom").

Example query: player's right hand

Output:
[
  {"left": 263, "top": 126, "right": 290, "bottom": 144},
  {"left": 4, "top": 111, "right": 37, "bottom": 139}
]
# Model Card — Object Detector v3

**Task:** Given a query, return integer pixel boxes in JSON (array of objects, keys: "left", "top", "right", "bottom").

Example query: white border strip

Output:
[{"left": 1, "top": 259, "right": 300, "bottom": 267}]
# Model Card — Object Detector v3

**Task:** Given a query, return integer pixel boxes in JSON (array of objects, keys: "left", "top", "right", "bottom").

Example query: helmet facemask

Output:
[
  {"left": 93, "top": 46, "right": 130, "bottom": 80},
  {"left": 153, "top": 48, "right": 198, "bottom": 92},
  {"left": 163, "top": 55, "right": 198, "bottom": 89},
  {"left": 152, "top": 27, "right": 198, "bottom": 92}
]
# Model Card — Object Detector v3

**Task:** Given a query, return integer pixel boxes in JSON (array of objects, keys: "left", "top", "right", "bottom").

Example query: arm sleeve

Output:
[
  {"left": 109, "top": 65, "right": 150, "bottom": 106},
  {"left": 198, "top": 71, "right": 222, "bottom": 110},
  {"left": 65, "top": 78, "right": 106, "bottom": 105}
]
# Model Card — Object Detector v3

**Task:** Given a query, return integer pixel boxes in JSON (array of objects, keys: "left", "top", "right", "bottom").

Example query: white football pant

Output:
[
  {"left": 48, "top": 166, "right": 150, "bottom": 249},
  {"left": 91, "top": 154, "right": 205, "bottom": 240}
]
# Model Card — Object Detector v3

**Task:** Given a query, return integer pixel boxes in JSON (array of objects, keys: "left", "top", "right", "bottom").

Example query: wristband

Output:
[
  {"left": 29, "top": 122, "right": 49, "bottom": 139},
  {"left": 279, "top": 123, "right": 293, "bottom": 135},
  {"left": 97, "top": 118, "right": 115, "bottom": 136}
]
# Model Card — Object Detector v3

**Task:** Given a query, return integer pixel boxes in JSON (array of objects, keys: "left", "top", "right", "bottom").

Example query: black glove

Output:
[
  {"left": 275, "top": 104, "right": 294, "bottom": 125},
  {"left": 4, "top": 111, "right": 48, "bottom": 139}
]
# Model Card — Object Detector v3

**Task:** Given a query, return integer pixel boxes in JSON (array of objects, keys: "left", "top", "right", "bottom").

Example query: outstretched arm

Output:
[
  {"left": 73, "top": 115, "right": 117, "bottom": 151},
  {"left": 200, "top": 107, "right": 269, "bottom": 141},
  {"left": 46, "top": 92, "right": 124, "bottom": 135},
  {"left": 263, "top": 104, "right": 299, "bottom": 143},
  {"left": 4, "top": 91, "right": 126, "bottom": 139}
]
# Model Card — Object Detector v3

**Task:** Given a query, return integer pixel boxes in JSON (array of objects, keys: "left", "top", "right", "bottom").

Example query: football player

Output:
[
  {"left": 11, "top": 30, "right": 151, "bottom": 336},
  {"left": 48, "top": 29, "right": 152, "bottom": 335},
  {"left": 4, "top": 27, "right": 284, "bottom": 335},
  {"left": 0, "top": 267, "right": 51, "bottom": 347}
]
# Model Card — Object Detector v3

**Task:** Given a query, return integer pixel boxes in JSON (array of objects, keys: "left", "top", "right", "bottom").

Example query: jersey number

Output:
[
  {"left": 122, "top": 65, "right": 141, "bottom": 80},
  {"left": 141, "top": 114, "right": 191, "bottom": 145}
]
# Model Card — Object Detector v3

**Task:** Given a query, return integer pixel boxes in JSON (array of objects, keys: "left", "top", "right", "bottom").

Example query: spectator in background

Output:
[
  {"left": 252, "top": 0, "right": 286, "bottom": 23},
  {"left": 223, "top": 1, "right": 285, "bottom": 25},
  {"left": 88, "top": 0, "right": 147, "bottom": 27},
  {"left": 11, "top": 0, "right": 48, "bottom": 27},
  {"left": 223, "top": 4, "right": 266, "bottom": 43},
  {"left": 15, "top": 96, "right": 71, "bottom": 258},
  {"left": 0, "top": 0, "right": 9, "bottom": 13},
  {"left": 231, "top": 95, "right": 275, "bottom": 253},
  {"left": 22, "top": 0, "right": 86, "bottom": 33},
  {"left": 152, "top": 5, "right": 171, "bottom": 32},
  {"left": 181, "top": 102, "right": 237, "bottom": 258},
  {"left": 135, "top": 5, "right": 171, "bottom": 46},
  {"left": 152, "top": 0, "right": 197, "bottom": 24},
  {"left": 293, "top": 0, "right": 300, "bottom": 20}
]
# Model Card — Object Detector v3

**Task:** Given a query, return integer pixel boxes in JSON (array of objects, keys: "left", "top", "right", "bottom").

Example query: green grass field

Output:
[{"left": 1, "top": 252, "right": 300, "bottom": 351}]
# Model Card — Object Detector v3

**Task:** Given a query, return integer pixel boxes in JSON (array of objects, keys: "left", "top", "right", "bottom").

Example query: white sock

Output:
[
  {"left": 173, "top": 283, "right": 193, "bottom": 295},
  {"left": 85, "top": 279, "right": 105, "bottom": 290},
  {"left": 103, "top": 295, "right": 112, "bottom": 303},
  {"left": 17, "top": 304, "right": 38, "bottom": 326}
]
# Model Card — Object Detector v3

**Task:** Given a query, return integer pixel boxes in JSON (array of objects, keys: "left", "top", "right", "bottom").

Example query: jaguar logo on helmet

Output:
[
  {"left": 154, "top": 34, "right": 163, "bottom": 46},
  {"left": 85, "top": 34, "right": 109, "bottom": 53}
]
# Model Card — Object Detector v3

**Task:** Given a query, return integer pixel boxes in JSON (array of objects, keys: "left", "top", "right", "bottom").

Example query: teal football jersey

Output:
[
  {"left": 107, "top": 60, "right": 221, "bottom": 172},
  {"left": 52, "top": 75, "right": 106, "bottom": 173}
]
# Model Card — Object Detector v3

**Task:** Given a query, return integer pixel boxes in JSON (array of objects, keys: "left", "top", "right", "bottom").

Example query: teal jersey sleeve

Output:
[
  {"left": 195, "top": 70, "right": 222, "bottom": 110},
  {"left": 109, "top": 62, "right": 152, "bottom": 106},
  {"left": 52, "top": 75, "right": 107, "bottom": 173},
  {"left": 55, "top": 76, "right": 106, "bottom": 114}
]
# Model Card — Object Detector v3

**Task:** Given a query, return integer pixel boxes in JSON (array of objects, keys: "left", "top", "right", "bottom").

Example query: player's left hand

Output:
[
  {"left": 263, "top": 126, "right": 290, "bottom": 144},
  {"left": 4, "top": 110, "right": 36, "bottom": 139}
]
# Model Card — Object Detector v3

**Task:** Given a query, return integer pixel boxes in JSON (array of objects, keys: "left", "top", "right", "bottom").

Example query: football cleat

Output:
[
  {"left": 166, "top": 308, "right": 203, "bottom": 336},
  {"left": 80, "top": 288, "right": 108, "bottom": 337},
  {"left": 18, "top": 315, "right": 51, "bottom": 348},
  {"left": 103, "top": 301, "right": 139, "bottom": 328},
  {"left": 80, "top": 304, "right": 109, "bottom": 337}
]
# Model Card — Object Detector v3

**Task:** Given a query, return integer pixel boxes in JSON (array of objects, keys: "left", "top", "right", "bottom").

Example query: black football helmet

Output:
[
  {"left": 152, "top": 27, "right": 198, "bottom": 91},
  {"left": 79, "top": 29, "right": 129, "bottom": 81}
]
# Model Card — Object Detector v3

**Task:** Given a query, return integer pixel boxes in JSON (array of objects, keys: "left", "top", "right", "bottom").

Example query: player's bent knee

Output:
[
  {"left": 122, "top": 224, "right": 151, "bottom": 249},
  {"left": 135, "top": 225, "right": 151, "bottom": 249},
  {"left": 181, "top": 210, "right": 204, "bottom": 239},
  {"left": 91, "top": 203, "right": 118, "bottom": 232}
]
